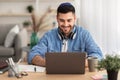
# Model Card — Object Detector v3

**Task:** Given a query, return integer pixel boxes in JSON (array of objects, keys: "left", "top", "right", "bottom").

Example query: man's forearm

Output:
[{"left": 31, "top": 55, "right": 46, "bottom": 67}]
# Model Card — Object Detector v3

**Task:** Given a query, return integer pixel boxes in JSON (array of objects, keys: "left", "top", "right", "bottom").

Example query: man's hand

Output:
[{"left": 32, "top": 55, "right": 46, "bottom": 67}]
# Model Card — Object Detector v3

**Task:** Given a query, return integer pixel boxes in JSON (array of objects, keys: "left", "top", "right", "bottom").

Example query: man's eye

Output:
[
  {"left": 68, "top": 19, "right": 72, "bottom": 22},
  {"left": 60, "top": 19, "right": 64, "bottom": 22}
]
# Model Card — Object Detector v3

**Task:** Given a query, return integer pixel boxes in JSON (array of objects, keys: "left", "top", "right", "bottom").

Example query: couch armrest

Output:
[{"left": 14, "top": 28, "right": 28, "bottom": 62}]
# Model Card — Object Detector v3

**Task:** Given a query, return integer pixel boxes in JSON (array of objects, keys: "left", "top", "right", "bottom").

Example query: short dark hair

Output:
[{"left": 57, "top": 2, "right": 75, "bottom": 15}]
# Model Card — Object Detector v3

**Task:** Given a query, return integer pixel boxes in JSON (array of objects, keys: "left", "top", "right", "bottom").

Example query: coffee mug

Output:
[{"left": 88, "top": 57, "right": 98, "bottom": 72}]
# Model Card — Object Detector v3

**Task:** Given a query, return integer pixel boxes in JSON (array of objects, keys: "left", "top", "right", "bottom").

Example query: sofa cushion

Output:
[
  {"left": 0, "top": 24, "right": 15, "bottom": 45},
  {"left": 4, "top": 25, "right": 19, "bottom": 47},
  {"left": 0, "top": 46, "right": 14, "bottom": 56}
]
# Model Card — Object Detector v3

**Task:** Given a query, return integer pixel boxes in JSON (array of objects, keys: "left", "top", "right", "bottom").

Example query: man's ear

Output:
[{"left": 74, "top": 15, "right": 76, "bottom": 21}]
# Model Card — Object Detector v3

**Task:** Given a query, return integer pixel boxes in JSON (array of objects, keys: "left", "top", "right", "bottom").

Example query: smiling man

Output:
[{"left": 28, "top": 2, "right": 103, "bottom": 67}]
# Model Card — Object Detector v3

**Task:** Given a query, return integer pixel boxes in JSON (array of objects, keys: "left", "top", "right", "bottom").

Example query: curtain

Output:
[{"left": 78, "top": 0, "right": 120, "bottom": 55}]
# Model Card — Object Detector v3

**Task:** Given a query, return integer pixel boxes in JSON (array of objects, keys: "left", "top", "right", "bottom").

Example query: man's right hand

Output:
[{"left": 31, "top": 55, "right": 46, "bottom": 67}]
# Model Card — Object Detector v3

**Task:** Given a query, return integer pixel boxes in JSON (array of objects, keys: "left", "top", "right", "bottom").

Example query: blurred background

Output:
[{"left": 0, "top": 0, "right": 120, "bottom": 56}]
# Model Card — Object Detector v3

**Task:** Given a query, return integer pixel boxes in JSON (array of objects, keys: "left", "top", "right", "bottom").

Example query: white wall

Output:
[{"left": 80, "top": 0, "right": 120, "bottom": 55}]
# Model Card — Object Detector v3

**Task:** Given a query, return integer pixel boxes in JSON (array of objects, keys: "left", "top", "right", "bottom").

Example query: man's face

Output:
[{"left": 57, "top": 12, "right": 76, "bottom": 36}]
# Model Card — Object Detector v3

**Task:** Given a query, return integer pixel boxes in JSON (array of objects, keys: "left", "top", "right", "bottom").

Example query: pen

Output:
[
  {"left": 34, "top": 66, "right": 36, "bottom": 72},
  {"left": 6, "top": 60, "right": 22, "bottom": 78}
]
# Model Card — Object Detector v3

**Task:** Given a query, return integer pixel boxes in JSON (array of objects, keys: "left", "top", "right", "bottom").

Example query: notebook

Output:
[
  {"left": 0, "top": 66, "right": 9, "bottom": 74},
  {"left": 45, "top": 52, "right": 86, "bottom": 74},
  {"left": 0, "top": 60, "right": 9, "bottom": 74},
  {"left": 0, "top": 60, "right": 8, "bottom": 69}
]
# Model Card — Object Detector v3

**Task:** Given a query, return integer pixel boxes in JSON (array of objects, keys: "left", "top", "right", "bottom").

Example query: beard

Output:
[{"left": 59, "top": 25, "right": 73, "bottom": 36}]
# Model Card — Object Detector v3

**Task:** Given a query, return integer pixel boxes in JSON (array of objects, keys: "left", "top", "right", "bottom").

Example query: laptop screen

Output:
[{"left": 45, "top": 52, "right": 86, "bottom": 74}]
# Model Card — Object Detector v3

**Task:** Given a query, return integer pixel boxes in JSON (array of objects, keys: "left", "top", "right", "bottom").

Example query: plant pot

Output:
[
  {"left": 107, "top": 70, "right": 119, "bottom": 80},
  {"left": 30, "top": 32, "right": 39, "bottom": 49}
]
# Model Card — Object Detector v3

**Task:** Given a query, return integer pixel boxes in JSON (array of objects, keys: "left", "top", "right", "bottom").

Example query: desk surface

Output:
[
  {"left": 0, "top": 71, "right": 102, "bottom": 80},
  {"left": 0, "top": 64, "right": 119, "bottom": 80},
  {"left": 0, "top": 69, "right": 109, "bottom": 80}
]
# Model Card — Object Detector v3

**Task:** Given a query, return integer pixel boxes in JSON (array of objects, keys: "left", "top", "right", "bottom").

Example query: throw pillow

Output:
[{"left": 4, "top": 25, "right": 19, "bottom": 47}]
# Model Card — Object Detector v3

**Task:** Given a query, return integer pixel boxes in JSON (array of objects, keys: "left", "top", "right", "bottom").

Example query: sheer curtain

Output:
[{"left": 78, "top": 0, "right": 120, "bottom": 55}]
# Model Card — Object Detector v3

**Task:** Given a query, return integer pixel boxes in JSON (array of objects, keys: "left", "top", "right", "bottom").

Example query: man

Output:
[{"left": 28, "top": 2, "right": 103, "bottom": 67}]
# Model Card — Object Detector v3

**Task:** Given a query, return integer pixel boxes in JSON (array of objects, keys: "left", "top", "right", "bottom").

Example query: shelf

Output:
[
  {"left": 0, "top": 13, "right": 31, "bottom": 17},
  {"left": 0, "top": 0, "right": 35, "bottom": 2},
  {"left": 0, "top": 0, "right": 74, "bottom": 2}
]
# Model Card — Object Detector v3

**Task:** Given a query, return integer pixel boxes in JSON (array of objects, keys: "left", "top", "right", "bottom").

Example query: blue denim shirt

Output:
[{"left": 28, "top": 25, "right": 103, "bottom": 64}]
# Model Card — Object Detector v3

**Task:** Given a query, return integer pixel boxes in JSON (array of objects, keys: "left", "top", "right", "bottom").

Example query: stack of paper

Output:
[{"left": 18, "top": 65, "right": 45, "bottom": 72}]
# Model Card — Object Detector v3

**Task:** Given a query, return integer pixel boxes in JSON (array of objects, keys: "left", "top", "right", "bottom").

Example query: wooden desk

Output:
[
  {"left": 0, "top": 71, "right": 97, "bottom": 80},
  {"left": 0, "top": 64, "right": 119, "bottom": 80}
]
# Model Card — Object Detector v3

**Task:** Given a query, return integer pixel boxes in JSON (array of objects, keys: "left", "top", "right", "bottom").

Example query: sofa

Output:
[{"left": 0, "top": 24, "right": 28, "bottom": 62}]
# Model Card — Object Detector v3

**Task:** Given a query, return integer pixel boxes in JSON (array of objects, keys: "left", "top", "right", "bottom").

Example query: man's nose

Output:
[{"left": 63, "top": 21, "right": 69, "bottom": 26}]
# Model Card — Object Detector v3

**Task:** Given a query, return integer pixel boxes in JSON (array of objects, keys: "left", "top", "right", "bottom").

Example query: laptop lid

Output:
[{"left": 45, "top": 52, "right": 86, "bottom": 74}]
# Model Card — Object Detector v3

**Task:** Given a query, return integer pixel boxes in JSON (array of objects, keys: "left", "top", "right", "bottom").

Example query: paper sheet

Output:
[
  {"left": 91, "top": 74, "right": 107, "bottom": 80},
  {"left": 18, "top": 64, "right": 45, "bottom": 72}
]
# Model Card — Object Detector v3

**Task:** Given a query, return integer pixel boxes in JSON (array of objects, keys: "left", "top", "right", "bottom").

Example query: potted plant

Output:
[
  {"left": 30, "top": 7, "right": 54, "bottom": 49},
  {"left": 26, "top": 5, "right": 34, "bottom": 13},
  {"left": 97, "top": 54, "right": 120, "bottom": 80}
]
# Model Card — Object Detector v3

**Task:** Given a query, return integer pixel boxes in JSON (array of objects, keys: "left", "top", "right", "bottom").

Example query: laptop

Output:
[{"left": 45, "top": 52, "right": 86, "bottom": 74}]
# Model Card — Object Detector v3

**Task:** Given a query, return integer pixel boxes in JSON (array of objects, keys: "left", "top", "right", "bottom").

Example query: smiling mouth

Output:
[{"left": 62, "top": 26, "right": 69, "bottom": 28}]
